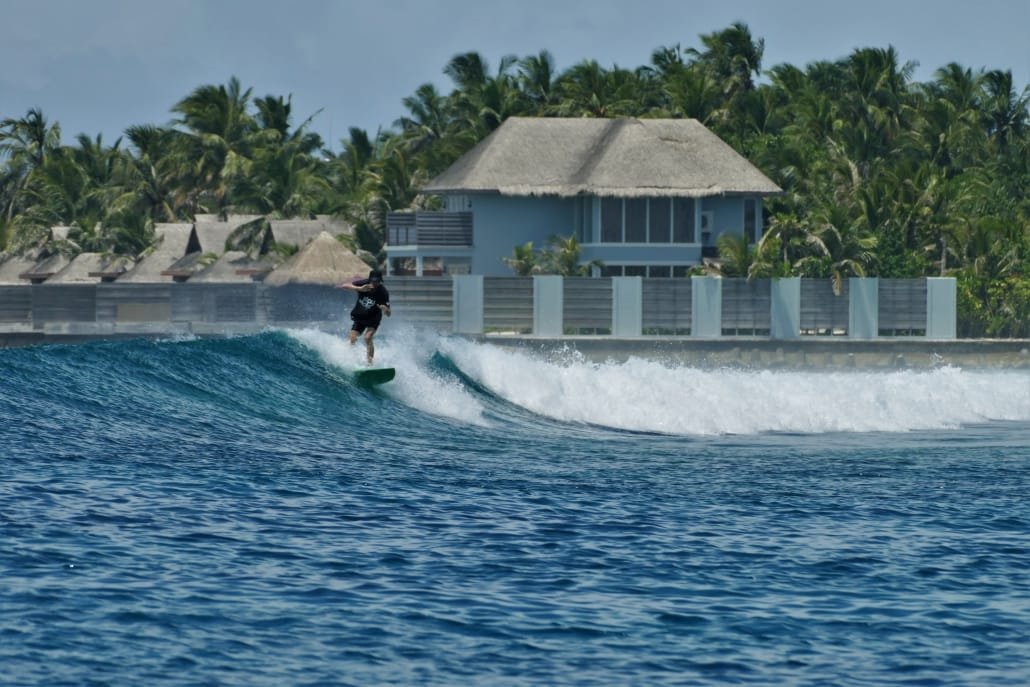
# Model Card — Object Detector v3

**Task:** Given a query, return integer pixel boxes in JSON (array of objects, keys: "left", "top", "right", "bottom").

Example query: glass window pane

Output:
[
  {"left": 624, "top": 265, "right": 646, "bottom": 277},
  {"left": 422, "top": 257, "right": 444, "bottom": 276},
  {"left": 648, "top": 265, "right": 672, "bottom": 278},
  {"left": 625, "top": 199, "right": 647, "bottom": 243},
  {"left": 744, "top": 199, "right": 756, "bottom": 243},
  {"left": 649, "top": 198, "right": 671, "bottom": 243},
  {"left": 601, "top": 197, "right": 622, "bottom": 242},
  {"left": 391, "top": 257, "right": 416, "bottom": 276},
  {"left": 445, "top": 258, "right": 470, "bottom": 275},
  {"left": 600, "top": 265, "right": 623, "bottom": 277},
  {"left": 673, "top": 198, "right": 695, "bottom": 243}
]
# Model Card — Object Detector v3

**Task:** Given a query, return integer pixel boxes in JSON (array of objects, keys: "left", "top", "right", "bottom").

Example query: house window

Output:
[
  {"left": 625, "top": 199, "right": 647, "bottom": 243},
  {"left": 648, "top": 265, "right": 672, "bottom": 278},
  {"left": 600, "top": 197, "right": 698, "bottom": 244},
  {"left": 744, "top": 198, "right": 757, "bottom": 243},
  {"left": 649, "top": 198, "right": 671, "bottom": 243},
  {"left": 601, "top": 197, "right": 622, "bottom": 242},
  {"left": 673, "top": 198, "right": 695, "bottom": 243},
  {"left": 624, "top": 265, "right": 647, "bottom": 277},
  {"left": 600, "top": 265, "right": 623, "bottom": 277}
]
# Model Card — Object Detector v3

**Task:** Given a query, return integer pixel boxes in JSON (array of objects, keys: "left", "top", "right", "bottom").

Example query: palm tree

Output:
[
  {"left": 503, "top": 241, "right": 540, "bottom": 276},
  {"left": 395, "top": 83, "right": 470, "bottom": 176},
  {"left": 0, "top": 108, "right": 62, "bottom": 222},
  {"left": 170, "top": 76, "right": 258, "bottom": 213},
  {"left": 539, "top": 235, "right": 603, "bottom": 276},
  {"left": 554, "top": 60, "right": 643, "bottom": 118},
  {"left": 688, "top": 22, "right": 765, "bottom": 95},
  {"left": 518, "top": 50, "right": 559, "bottom": 114},
  {"left": 794, "top": 205, "right": 879, "bottom": 295},
  {"left": 444, "top": 51, "right": 525, "bottom": 136}
]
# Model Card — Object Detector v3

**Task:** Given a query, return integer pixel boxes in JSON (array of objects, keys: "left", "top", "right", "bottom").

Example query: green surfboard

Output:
[{"left": 353, "top": 367, "right": 396, "bottom": 386}]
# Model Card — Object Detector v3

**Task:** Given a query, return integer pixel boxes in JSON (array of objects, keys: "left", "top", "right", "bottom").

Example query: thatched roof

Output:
[
  {"left": 424, "top": 117, "right": 783, "bottom": 198},
  {"left": 194, "top": 214, "right": 262, "bottom": 254},
  {"left": 268, "top": 216, "right": 353, "bottom": 249},
  {"left": 263, "top": 231, "right": 370, "bottom": 286},
  {"left": 47, "top": 253, "right": 134, "bottom": 283},
  {"left": 50, "top": 225, "right": 74, "bottom": 242},
  {"left": 116, "top": 223, "right": 195, "bottom": 282},
  {"left": 188, "top": 251, "right": 272, "bottom": 283},
  {"left": 0, "top": 254, "right": 41, "bottom": 284},
  {"left": 19, "top": 253, "right": 71, "bottom": 283}
]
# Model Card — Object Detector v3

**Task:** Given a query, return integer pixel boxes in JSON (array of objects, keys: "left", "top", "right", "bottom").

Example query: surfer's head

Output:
[{"left": 368, "top": 269, "right": 383, "bottom": 285}]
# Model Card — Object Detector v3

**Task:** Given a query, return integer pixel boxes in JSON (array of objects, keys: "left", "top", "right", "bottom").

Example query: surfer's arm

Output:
[{"left": 337, "top": 280, "right": 372, "bottom": 292}]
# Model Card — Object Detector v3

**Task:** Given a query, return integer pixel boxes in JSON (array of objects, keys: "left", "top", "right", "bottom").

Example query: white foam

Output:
[
  {"left": 438, "top": 337, "right": 1030, "bottom": 436},
  {"left": 286, "top": 326, "right": 488, "bottom": 426}
]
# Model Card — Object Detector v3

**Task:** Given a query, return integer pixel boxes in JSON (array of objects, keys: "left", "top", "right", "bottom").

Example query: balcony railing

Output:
[{"left": 387, "top": 211, "right": 473, "bottom": 246}]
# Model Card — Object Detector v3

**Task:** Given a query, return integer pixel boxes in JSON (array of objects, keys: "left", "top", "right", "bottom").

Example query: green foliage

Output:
[
  {"left": 503, "top": 241, "right": 540, "bottom": 276},
  {"left": 504, "top": 235, "right": 603, "bottom": 276},
  {"left": 957, "top": 271, "right": 1030, "bottom": 338}
]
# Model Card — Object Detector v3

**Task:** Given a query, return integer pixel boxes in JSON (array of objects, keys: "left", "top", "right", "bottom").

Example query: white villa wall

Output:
[{"left": 469, "top": 195, "right": 575, "bottom": 276}]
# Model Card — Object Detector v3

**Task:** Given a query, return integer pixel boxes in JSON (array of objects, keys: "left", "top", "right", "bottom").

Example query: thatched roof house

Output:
[
  {"left": 264, "top": 231, "right": 370, "bottom": 286},
  {"left": 117, "top": 223, "right": 195, "bottom": 282},
  {"left": 0, "top": 253, "right": 43, "bottom": 284},
  {"left": 424, "top": 117, "right": 782, "bottom": 198},
  {"left": 47, "top": 253, "right": 134, "bottom": 283},
  {"left": 194, "top": 214, "right": 263, "bottom": 254},
  {"left": 186, "top": 251, "right": 272, "bottom": 283},
  {"left": 390, "top": 116, "right": 783, "bottom": 277},
  {"left": 19, "top": 253, "right": 71, "bottom": 284},
  {"left": 268, "top": 216, "right": 353, "bottom": 250}
]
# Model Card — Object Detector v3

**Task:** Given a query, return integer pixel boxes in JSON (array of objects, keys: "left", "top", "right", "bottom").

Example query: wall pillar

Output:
[
  {"left": 452, "top": 274, "right": 483, "bottom": 334},
  {"left": 612, "top": 276, "right": 642, "bottom": 337},
  {"left": 533, "top": 275, "right": 563, "bottom": 337},
  {"left": 770, "top": 277, "right": 801, "bottom": 339},
  {"left": 849, "top": 277, "right": 878, "bottom": 339},
  {"left": 926, "top": 277, "right": 957, "bottom": 339},
  {"left": 691, "top": 276, "right": 722, "bottom": 338}
]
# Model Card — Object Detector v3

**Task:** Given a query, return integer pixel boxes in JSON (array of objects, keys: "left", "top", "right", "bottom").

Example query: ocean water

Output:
[{"left": 1, "top": 327, "right": 1029, "bottom": 687}]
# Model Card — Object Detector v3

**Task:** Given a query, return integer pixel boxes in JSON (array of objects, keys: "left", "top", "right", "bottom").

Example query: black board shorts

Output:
[{"left": 351, "top": 313, "right": 382, "bottom": 333}]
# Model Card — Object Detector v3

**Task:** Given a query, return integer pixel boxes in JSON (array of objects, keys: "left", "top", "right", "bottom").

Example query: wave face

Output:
[{"left": 2, "top": 329, "right": 1029, "bottom": 686}]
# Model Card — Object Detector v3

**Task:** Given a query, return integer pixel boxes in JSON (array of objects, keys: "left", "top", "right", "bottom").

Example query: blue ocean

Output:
[{"left": 2, "top": 328, "right": 1028, "bottom": 686}]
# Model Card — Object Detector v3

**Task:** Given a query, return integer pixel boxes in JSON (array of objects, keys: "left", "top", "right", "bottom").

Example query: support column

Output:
[
  {"left": 533, "top": 275, "right": 563, "bottom": 337},
  {"left": 770, "top": 277, "right": 801, "bottom": 339},
  {"left": 849, "top": 277, "right": 879, "bottom": 339},
  {"left": 452, "top": 274, "right": 483, "bottom": 334},
  {"left": 691, "top": 276, "right": 722, "bottom": 338},
  {"left": 926, "top": 277, "right": 957, "bottom": 339},
  {"left": 611, "top": 276, "right": 642, "bottom": 337}
]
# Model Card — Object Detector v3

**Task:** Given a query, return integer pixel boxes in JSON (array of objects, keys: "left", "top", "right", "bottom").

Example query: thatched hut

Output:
[
  {"left": 47, "top": 253, "right": 134, "bottom": 283},
  {"left": 264, "top": 231, "right": 370, "bottom": 286},
  {"left": 117, "top": 223, "right": 195, "bottom": 282},
  {"left": 0, "top": 253, "right": 43, "bottom": 284},
  {"left": 188, "top": 251, "right": 273, "bottom": 283},
  {"left": 18, "top": 253, "right": 71, "bottom": 284}
]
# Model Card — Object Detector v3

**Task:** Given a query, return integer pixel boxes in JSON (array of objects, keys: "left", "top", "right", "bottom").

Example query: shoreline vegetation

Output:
[{"left": 1, "top": 23, "right": 1027, "bottom": 337}]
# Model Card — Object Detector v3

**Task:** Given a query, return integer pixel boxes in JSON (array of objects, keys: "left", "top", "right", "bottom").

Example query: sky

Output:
[{"left": 2, "top": 0, "right": 1028, "bottom": 153}]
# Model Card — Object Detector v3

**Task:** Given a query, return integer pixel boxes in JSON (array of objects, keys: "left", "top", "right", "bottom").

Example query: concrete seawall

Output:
[
  {"left": 470, "top": 335, "right": 1030, "bottom": 369},
  {"left": 2, "top": 324, "right": 1028, "bottom": 369}
]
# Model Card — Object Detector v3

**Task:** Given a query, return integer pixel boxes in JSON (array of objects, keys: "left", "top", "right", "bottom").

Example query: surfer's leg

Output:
[{"left": 363, "top": 328, "right": 377, "bottom": 364}]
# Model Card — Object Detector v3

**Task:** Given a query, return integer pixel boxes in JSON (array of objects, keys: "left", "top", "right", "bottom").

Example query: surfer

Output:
[{"left": 337, "top": 269, "right": 391, "bottom": 365}]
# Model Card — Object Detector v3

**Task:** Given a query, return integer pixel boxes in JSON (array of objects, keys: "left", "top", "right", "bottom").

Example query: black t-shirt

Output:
[{"left": 350, "top": 280, "right": 390, "bottom": 319}]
